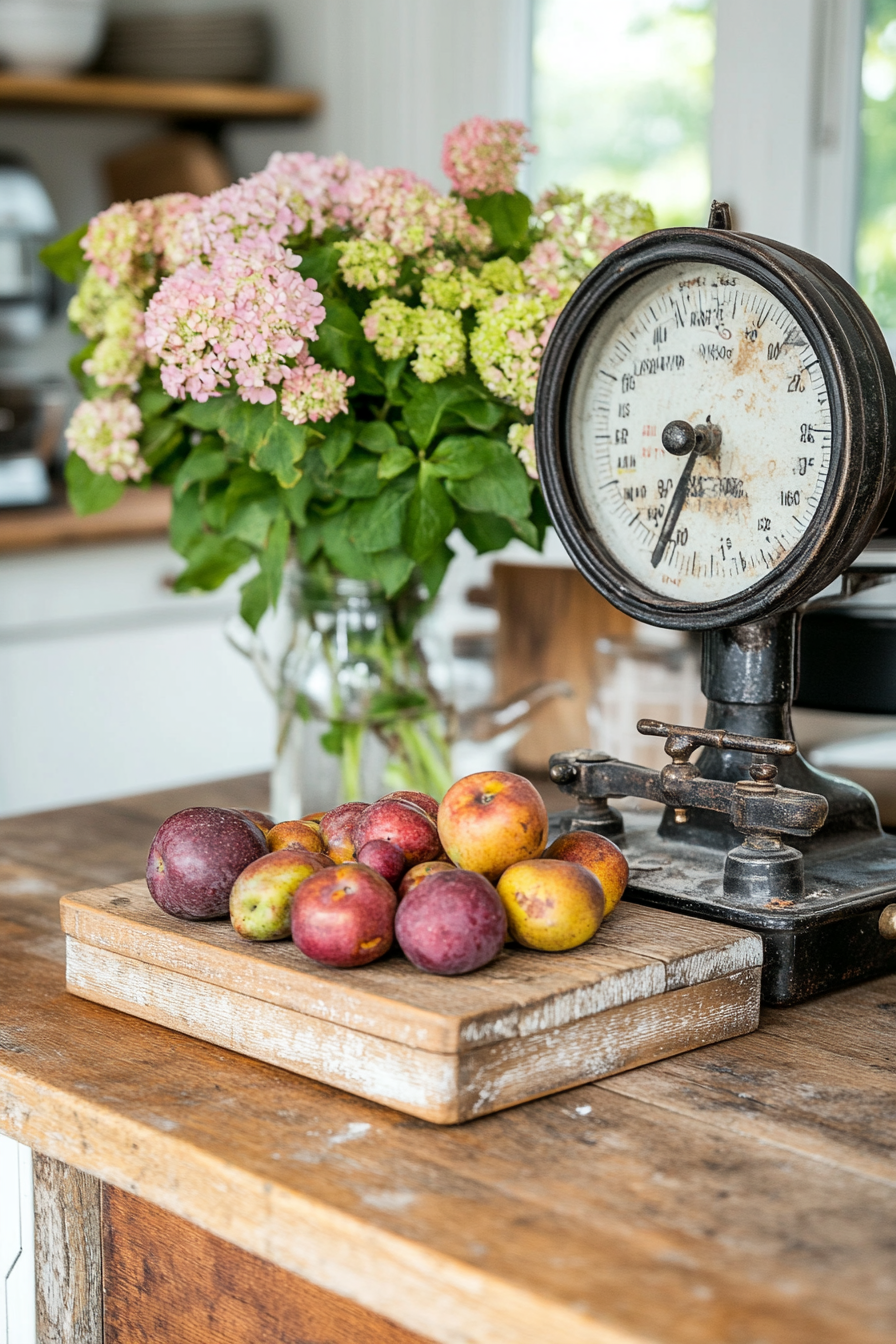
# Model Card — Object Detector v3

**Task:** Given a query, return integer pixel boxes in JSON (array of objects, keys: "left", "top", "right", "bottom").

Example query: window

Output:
[
  {"left": 531, "top": 0, "right": 716, "bottom": 227},
  {"left": 858, "top": 0, "right": 896, "bottom": 329}
]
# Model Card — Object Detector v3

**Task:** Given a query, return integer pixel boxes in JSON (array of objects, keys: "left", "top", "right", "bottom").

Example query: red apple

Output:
[
  {"left": 319, "top": 801, "right": 369, "bottom": 862},
  {"left": 395, "top": 869, "right": 506, "bottom": 975},
  {"left": 353, "top": 799, "right": 440, "bottom": 867},
  {"left": 398, "top": 860, "right": 454, "bottom": 900},
  {"left": 238, "top": 808, "right": 274, "bottom": 837},
  {"left": 380, "top": 790, "right": 440, "bottom": 821},
  {"left": 291, "top": 863, "right": 396, "bottom": 967},
  {"left": 267, "top": 820, "right": 325, "bottom": 854},
  {"left": 356, "top": 839, "right": 406, "bottom": 886},
  {"left": 146, "top": 806, "right": 266, "bottom": 920},
  {"left": 543, "top": 831, "right": 629, "bottom": 915},
  {"left": 437, "top": 771, "right": 548, "bottom": 881},
  {"left": 230, "top": 849, "right": 330, "bottom": 941}
]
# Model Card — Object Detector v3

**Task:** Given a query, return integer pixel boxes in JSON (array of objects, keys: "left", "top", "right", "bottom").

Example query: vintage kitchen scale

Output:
[{"left": 536, "top": 202, "right": 896, "bottom": 1005}]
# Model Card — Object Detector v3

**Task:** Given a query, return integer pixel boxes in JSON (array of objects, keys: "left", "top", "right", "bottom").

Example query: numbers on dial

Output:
[{"left": 569, "top": 261, "right": 832, "bottom": 602}]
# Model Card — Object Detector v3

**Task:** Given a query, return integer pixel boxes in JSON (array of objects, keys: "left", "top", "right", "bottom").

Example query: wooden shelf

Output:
[
  {"left": 0, "top": 72, "right": 320, "bottom": 119},
  {"left": 0, "top": 484, "right": 171, "bottom": 554}
]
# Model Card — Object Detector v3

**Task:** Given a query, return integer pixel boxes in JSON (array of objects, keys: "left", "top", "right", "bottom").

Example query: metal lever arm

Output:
[{"left": 637, "top": 719, "right": 797, "bottom": 762}]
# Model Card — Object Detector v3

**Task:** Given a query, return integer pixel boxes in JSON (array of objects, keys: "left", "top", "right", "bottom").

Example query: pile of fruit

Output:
[{"left": 145, "top": 770, "right": 629, "bottom": 977}]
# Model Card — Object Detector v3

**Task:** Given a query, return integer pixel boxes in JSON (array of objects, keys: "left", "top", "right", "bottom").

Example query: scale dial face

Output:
[{"left": 569, "top": 260, "right": 832, "bottom": 604}]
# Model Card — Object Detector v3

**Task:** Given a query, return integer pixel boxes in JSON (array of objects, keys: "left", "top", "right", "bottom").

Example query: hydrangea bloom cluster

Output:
[
  {"left": 442, "top": 116, "right": 535, "bottom": 197},
  {"left": 363, "top": 297, "right": 466, "bottom": 382},
  {"left": 65, "top": 395, "right": 146, "bottom": 481},
  {"left": 281, "top": 357, "right": 353, "bottom": 425},
  {"left": 145, "top": 233, "right": 325, "bottom": 403},
  {"left": 345, "top": 166, "right": 491, "bottom": 257}
]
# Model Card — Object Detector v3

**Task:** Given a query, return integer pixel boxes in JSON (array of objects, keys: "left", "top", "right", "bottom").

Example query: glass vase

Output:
[{"left": 265, "top": 570, "right": 452, "bottom": 819}]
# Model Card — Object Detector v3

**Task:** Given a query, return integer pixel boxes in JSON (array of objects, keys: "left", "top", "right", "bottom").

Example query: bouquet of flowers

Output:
[{"left": 43, "top": 117, "right": 654, "bottom": 801}]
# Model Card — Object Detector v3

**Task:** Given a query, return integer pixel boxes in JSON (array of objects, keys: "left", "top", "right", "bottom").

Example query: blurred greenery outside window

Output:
[
  {"left": 859, "top": 0, "right": 896, "bottom": 331},
  {"left": 531, "top": 0, "right": 716, "bottom": 229}
]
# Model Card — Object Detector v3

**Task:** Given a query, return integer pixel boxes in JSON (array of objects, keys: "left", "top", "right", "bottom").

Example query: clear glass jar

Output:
[
  {"left": 589, "top": 634, "right": 705, "bottom": 770},
  {"left": 268, "top": 570, "right": 451, "bottom": 819}
]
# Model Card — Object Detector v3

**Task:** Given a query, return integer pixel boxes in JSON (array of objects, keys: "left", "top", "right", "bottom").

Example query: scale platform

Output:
[{"left": 614, "top": 809, "right": 896, "bottom": 1004}]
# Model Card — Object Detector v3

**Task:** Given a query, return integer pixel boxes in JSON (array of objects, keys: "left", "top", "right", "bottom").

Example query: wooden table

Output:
[{"left": 1, "top": 777, "right": 894, "bottom": 1344}]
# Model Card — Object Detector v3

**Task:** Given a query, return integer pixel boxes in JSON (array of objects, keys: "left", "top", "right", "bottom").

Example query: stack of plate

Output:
[{"left": 99, "top": 11, "right": 270, "bottom": 83}]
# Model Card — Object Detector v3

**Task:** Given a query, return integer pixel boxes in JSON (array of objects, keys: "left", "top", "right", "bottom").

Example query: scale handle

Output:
[{"left": 637, "top": 719, "right": 797, "bottom": 763}]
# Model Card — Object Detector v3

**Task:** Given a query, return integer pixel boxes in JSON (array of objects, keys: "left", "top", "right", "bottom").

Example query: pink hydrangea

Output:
[
  {"left": 345, "top": 166, "right": 490, "bottom": 256},
  {"left": 65, "top": 396, "right": 146, "bottom": 481},
  {"left": 152, "top": 193, "right": 203, "bottom": 274},
  {"left": 281, "top": 356, "right": 353, "bottom": 425},
  {"left": 442, "top": 117, "right": 536, "bottom": 197},
  {"left": 144, "top": 233, "right": 325, "bottom": 403}
]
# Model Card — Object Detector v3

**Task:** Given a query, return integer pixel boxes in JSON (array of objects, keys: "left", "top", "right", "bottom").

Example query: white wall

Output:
[{"left": 0, "top": 1135, "right": 35, "bottom": 1344}]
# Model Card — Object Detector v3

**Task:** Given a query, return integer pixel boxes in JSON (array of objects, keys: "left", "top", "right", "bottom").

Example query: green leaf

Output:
[
  {"left": 313, "top": 297, "right": 365, "bottom": 370},
  {"left": 173, "top": 443, "right": 229, "bottom": 498},
  {"left": 453, "top": 398, "right": 505, "bottom": 432},
  {"left": 509, "top": 517, "right": 540, "bottom": 548},
  {"left": 64, "top": 451, "right": 125, "bottom": 516},
  {"left": 331, "top": 452, "right": 380, "bottom": 498},
  {"left": 40, "top": 225, "right": 88, "bottom": 283},
  {"left": 455, "top": 506, "right": 514, "bottom": 553},
  {"left": 403, "top": 381, "right": 471, "bottom": 450},
  {"left": 402, "top": 463, "right": 455, "bottom": 563},
  {"left": 319, "top": 511, "right": 375, "bottom": 580},
  {"left": 175, "top": 535, "right": 251, "bottom": 592},
  {"left": 356, "top": 420, "right": 398, "bottom": 454},
  {"left": 296, "top": 519, "right": 322, "bottom": 564},
  {"left": 428, "top": 435, "right": 496, "bottom": 480},
  {"left": 378, "top": 445, "right": 416, "bottom": 480},
  {"left": 140, "top": 417, "right": 183, "bottom": 469},
  {"left": 348, "top": 476, "right": 414, "bottom": 552},
  {"left": 417, "top": 540, "right": 454, "bottom": 600},
  {"left": 175, "top": 398, "right": 231, "bottom": 431},
  {"left": 368, "top": 688, "right": 430, "bottom": 720},
  {"left": 170, "top": 484, "right": 203, "bottom": 556},
  {"left": 299, "top": 244, "right": 340, "bottom": 288},
  {"left": 320, "top": 722, "right": 345, "bottom": 756},
  {"left": 224, "top": 496, "right": 280, "bottom": 547},
  {"left": 279, "top": 474, "right": 315, "bottom": 528},
  {"left": 466, "top": 191, "right": 532, "bottom": 252},
  {"left": 239, "top": 572, "right": 269, "bottom": 631},
  {"left": 383, "top": 358, "right": 408, "bottom": 403},
  {"left": 319, "top": 422, "right": 355, "bottom": 472},
  {"left": 260, "top": 511, "right": 290, "bottom": 608},
  {"left": 137, "top": 375, "right": 174, "bottom": 424},
  {"left": 251, "top": 416, "right": 309, "bottom": 488},
  {"left": 370, "top": 548, "right": 415, "bottom": 598},
  {"left": 445, "top": 440, "right": 531, "bottom": 520}
]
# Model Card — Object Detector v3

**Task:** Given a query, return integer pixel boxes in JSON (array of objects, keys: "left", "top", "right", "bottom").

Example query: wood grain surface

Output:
[
  {"left": 0, "top": 72, "right": 320, "bottom": 118},
  {"left": 2, "top": 778, "right": 896, "bottom": 1344},
  {"left": 103, "top": 1183, "right": 427, "bottom": 1344},
  {"left": 33, "top": 1155, "right": 103, "bottom": 1344},
  {"left": 0, "top": 485, "right": 171, "bottom": 554},
  {"left": 62, "top": 882, "right": 761, "bottom": 1121}
]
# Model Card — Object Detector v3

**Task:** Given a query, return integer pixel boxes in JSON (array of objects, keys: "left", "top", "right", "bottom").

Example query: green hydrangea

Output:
[
  {"left": 469, "top": 294, "right": 553, "bottom": 415},
  {"left": 412, "top": 308, "right": 466, "bottom": 382},
  {"left": 334, "top": 238, "right": 401, "bottom": 291},
  {"left": 479, "top": 257, "right": 526, "bottom": 294},
  {"left": 362, "top": 295, "right": 417, "bottom": 359}
]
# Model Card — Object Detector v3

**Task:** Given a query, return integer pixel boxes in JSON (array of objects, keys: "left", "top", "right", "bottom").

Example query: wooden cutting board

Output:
[{"left": 61, "top": 881, "right": 763, "bottom": 1124}]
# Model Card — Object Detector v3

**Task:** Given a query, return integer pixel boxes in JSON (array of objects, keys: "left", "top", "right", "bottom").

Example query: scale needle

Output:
[{"left": 650, "top": 417, "right": 721, "bottom": 569}]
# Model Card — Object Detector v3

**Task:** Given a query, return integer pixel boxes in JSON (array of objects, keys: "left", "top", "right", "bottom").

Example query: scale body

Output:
[{"left": 535, "top": 205, "right": 896, "bottom": 1004}]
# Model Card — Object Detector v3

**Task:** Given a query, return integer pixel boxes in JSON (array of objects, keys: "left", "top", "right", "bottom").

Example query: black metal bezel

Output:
[{"left": 535, "top": 228, "right": 896, "bottom": 630}]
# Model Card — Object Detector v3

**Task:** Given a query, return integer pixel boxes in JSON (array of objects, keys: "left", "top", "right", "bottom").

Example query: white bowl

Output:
[{"left": 0, "top": 0, "right": 106, "bottom": 76}]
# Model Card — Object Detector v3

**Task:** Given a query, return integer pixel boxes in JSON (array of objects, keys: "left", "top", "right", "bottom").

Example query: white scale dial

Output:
[{"left": 569, "top": 260, "right": 832, "bottom": 602}]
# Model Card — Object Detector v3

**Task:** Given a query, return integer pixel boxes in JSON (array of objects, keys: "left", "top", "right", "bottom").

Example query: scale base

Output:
[{"left": 592, "top": 811, "right": 896, "bottom": 1004}]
